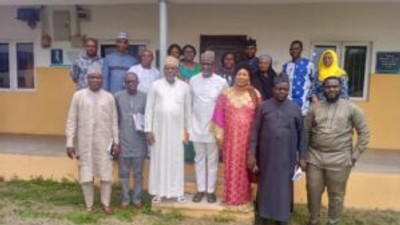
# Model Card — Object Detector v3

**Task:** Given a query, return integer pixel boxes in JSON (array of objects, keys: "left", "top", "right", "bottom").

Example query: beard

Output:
[
  {"left": 165, "top": 76, "right": 176, "bottom": 84},
  {"left": 202, "top": 70, "right": 212, "bottom": 77},
  {"left": 324, "top": 92, "right": 340, "bottom": 103}
]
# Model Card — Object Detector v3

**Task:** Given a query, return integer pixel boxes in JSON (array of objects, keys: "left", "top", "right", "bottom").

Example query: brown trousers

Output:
[{"left": 306, "top": 164, "right": 351, "bottom": 225}]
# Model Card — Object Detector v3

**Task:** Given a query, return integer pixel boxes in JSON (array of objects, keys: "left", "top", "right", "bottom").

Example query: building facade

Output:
[{"left": 0, "top": 1, "right": 399, "bottom": 150}]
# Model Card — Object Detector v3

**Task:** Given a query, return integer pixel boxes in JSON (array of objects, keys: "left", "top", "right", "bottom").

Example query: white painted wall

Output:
[
  {"left": 166, "top": 3, "right": 400, "bottom": 72},
  {"left": 0, "top": 3, "right": 399, "bottom": 71}
]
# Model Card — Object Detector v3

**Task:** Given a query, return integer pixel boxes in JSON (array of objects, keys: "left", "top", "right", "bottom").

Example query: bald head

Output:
[
  {"left": 273, "top": 74, "right": 290, "bottom": 102},
  {"left": 125, "top": 72, "right": 138, "bottom": 80},
  {"left": 125, "top": 72, "right": 139, "bottom": 94},
  {"left": 141, "top": 50, "right": 154, "bottom": 69}
]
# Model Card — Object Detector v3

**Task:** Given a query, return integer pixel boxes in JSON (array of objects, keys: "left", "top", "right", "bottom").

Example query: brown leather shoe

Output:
[
  {"left": 134, "top": 202, "right": 143, "bottom": 209},
  {"left": 101, "top": 205, "right": 113, "bottom": 215},
  {"left": 84, "top": 207, "right": 93, "bottom": 213},
  {"left": 120, "top": 204, "right": 129, "bottom": 209}
]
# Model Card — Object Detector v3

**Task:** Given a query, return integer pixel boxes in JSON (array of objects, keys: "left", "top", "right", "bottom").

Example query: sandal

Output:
[
  {"left": 152, "top": 195, "right": 162, "bottom": 204},
  {"left": 192, "top": 192, "right": 204, "bottom": 203},
  {"left": 177, "top": 195, "right": 187, "bottom": 204}
]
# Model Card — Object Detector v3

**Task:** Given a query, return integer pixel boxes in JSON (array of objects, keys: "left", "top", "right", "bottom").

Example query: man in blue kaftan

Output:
[{"left": 103, "top": 32, "right": 138, "bottom": 93}]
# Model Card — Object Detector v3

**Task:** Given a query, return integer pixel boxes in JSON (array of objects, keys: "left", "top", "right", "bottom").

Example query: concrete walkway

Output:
[{"left": 0, "top": 133, "right": 399, "bottom": 174}]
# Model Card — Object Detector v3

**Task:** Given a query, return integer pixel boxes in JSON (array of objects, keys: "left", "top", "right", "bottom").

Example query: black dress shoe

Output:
[
  {"left": 206, "top": 192, "right": 217, "bottom": 203},
  {"left": 276, "top": 221, "right": 288, "bottom": 225},
  {"left": 192, "top": 192, "right": 204, "bottom": 202}
]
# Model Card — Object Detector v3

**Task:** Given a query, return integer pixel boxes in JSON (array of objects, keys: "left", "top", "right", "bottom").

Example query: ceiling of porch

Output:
[{"left": 1, "top": 0, "right": 400, "bottom": 6}]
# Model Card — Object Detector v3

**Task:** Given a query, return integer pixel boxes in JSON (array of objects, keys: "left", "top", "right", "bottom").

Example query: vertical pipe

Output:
[{"left": 159, "top": 0, "right": 168, "bottom": 72}]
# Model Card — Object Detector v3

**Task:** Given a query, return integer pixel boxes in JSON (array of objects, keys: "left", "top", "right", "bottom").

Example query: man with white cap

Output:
[
  {"left": 103, "top": 32, "right": 138, "bottom": 93},
  {"left": 145, "top": 56, "right": 191, "bottom": 204},
  {"left": 189, "top": 50, "right": 228, "bottom": 203},
  {"left": 66, "top": 63, "right": 120, "bottom": 214}
]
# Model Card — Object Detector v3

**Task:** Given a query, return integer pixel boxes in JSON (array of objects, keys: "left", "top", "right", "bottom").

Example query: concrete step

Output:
[{"left": 151, "top": 194, "right": 254, "bottom": 224}]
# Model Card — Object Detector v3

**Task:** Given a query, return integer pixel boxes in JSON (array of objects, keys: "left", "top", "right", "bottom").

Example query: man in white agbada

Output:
[
  {"left": 128, "top": 49, "right": 161, "bottom": 94},
  {"left": 145, "top": 56, "right": 191, "bottom": 203},
  {"left": 66, "top": 63, "right": 120, "bottom": 214},
  {"left": 190, "top": 51, "right": 228, "bottom": 203}
]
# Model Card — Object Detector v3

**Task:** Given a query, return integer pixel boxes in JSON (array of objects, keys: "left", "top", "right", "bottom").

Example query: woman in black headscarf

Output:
[{"left": 251, "top": 54, "right": 277, "bottom": 100}]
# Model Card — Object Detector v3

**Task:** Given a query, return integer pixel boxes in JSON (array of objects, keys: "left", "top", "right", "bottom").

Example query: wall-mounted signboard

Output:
[{"left": 376, "top": 52, "right": 400, "bottom": 74}]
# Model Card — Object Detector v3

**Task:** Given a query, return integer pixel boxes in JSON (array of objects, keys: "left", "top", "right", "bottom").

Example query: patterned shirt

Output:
[
  {"left": 69, "top": 54, "right": 104, "bottom": 90},
  {"left": 282, "top": 58, "right": 316, "bottom": 116}
]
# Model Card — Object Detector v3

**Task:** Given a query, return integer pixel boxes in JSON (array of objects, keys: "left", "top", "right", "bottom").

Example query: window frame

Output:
[
  {"left": 310, "top": 41, "right": 372, "bottom": 101},
  {"left": 0, "top": 39, "right": 36, "bottom": 92}
]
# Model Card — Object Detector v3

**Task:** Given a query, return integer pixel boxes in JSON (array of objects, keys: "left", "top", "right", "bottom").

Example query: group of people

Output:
[{"left": 66, "top": 32, "right": 370, "bottom": 225}]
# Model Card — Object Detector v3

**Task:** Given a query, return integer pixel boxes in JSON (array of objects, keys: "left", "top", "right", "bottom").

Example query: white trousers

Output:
[
  {"left": 81, "top": 181, "right": 112, "bottom": 208},
  {"left": 193, "top": 142, "right": 219, "bottom": 193}
]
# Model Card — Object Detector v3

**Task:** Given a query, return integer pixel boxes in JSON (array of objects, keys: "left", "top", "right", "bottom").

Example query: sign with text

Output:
[{"left": 376, "top": 52, "right": 400, "bottom": 74}]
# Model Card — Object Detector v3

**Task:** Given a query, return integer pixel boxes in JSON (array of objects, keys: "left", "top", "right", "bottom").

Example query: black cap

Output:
[
  {"left": 273, "top": 73, "right": 290, "bottom": 86},
  {"left": 246, "top": 37, "right": 257, "bottom": 47}
]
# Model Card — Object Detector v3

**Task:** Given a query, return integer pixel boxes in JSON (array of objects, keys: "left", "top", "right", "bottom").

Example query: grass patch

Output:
[
  {"left": 162, "top": 209, "right": 183, "bottom": 221},
  {"left": 64, "top": 211, "right": 103, "bottom": 224},
  {"left": 0, "top": 178, "right": 399, "bottom": 225},
  {"left": 113, "top": 208, "right": 139, "bottom": 222},
  {"left": 16, "top": 208, "right": 61, "bottom": 220},
  {"left": 213, "top": 212, "right": 235, "bottom": 223},
  {"left": 212, "top": 209, "right": 238, "bottom": 223}
]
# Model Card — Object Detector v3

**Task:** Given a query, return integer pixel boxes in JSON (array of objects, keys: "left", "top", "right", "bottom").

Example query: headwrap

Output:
[
  {"left": 201, "top": 50, "right": 215, "bottom": 62},
  {"left": 116, "top": 32, "right": 129, "bottom": 40},
  {"left": 318, "top": 49, "right": 346, "bottom": 82},
  {"left": 87, "top": 62, "right": 102, "bottom": 75},
  {"left": 258, "top": 54, "right": 273, "bottom": 64},
  {"left": 164, "top": 56, "right": 179, "bottom": 67},
  {"left": 273, "top": 73, "right": 290, "bottom": 86}
]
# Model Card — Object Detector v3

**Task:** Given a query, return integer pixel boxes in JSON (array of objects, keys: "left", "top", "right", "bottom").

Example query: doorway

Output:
[{"left": 200, "top": 35, "right": 247, "bottom": 70}]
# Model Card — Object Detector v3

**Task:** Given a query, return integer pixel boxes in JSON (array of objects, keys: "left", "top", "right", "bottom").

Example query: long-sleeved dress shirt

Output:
[{"left": 305, "top": 99, "right": 370, "bottom": 170}]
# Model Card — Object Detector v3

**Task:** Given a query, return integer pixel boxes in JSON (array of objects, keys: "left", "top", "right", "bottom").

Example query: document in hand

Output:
[
  {"left": 107, "top": 139, "right": 114, "bottom": 159},
  {"left": 292, "top": 167, "right": 302, "bottom": 181},
  {"left": 132, "top": 113, "right": 145, "bottom": 131}
]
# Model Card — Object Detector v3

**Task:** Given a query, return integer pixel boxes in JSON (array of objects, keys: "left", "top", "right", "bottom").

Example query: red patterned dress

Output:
[{"left": 212, "top": 88, "right": 261, "bottom": 205}]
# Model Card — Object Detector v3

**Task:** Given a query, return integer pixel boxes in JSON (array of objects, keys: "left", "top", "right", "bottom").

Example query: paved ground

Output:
[{"left": 0, "top": 133, "right": 399, "bottom": 174}]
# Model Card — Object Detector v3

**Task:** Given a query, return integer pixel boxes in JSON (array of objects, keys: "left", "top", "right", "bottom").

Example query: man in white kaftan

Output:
[
  {"left": 145, "top": 56, "right": 191, "bottom": 203},
  {"left": 66, "top": 63, "right": 120, "bottom": 214},
  {"left": 190, "top": 51, "right": 228, "bottom": 203}
]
